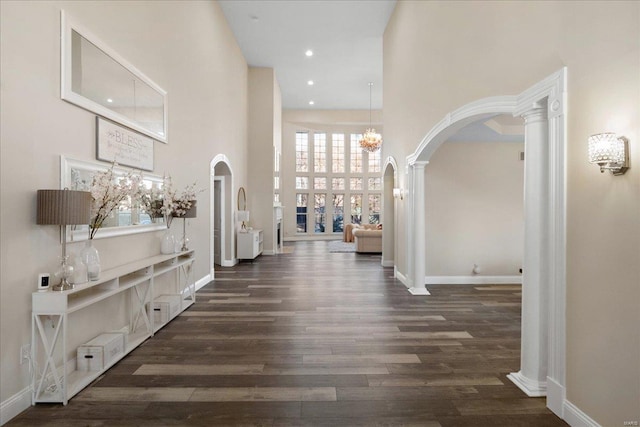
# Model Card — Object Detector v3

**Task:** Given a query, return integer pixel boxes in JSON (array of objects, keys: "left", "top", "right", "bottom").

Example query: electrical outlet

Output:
[{"left": 20, "top": 344, "right": 30, "bottom": 365}]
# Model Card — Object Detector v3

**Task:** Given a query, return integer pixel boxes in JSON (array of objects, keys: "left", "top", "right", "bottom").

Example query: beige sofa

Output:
[{"left": 352, "top": 227, "right": 382, "bottom": 253}]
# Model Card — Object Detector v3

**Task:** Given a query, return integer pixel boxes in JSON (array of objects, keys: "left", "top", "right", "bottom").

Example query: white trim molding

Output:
[
  {"left": 507, "top": 371, "right": 547, "bottom": 397},
  {"left": 563, "top": 400, "right": 602, "bottom": 427},
  {"left": 408, "top": 287, "right": 430, "bottom": 295},
  {"left": 1, "top": 386, "right": 31, "bottom": 425},
  {"left": 195, "top": 274, "right": 212, "bottom": 291},
  {"left": 425, "top": 276, "right": 522, "bottom": 285},
  {"left": 381, "top": 259, "right": 394, "bottom": 267},
  {"left": 395, "top": 269, "right": 409, "bottom": 288}
]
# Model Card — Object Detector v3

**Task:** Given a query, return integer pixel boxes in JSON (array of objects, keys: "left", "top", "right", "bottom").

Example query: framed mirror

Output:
[
  {"left": 61, "top": 10, "right": 168, "bottom": 143},
  {"left": 61, "top": 156, "right": 166, "bottom": 241},
  {"left": 238, "top": 187, "right": 247, "bottom": 211}
]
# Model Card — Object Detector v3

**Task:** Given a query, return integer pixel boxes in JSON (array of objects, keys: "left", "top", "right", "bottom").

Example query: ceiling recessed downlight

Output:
[
  {"left": 307, "top": 80, "right": 314, "bottom": 86},
  {"left": 107, "top": 98, "right": 113, "bottom": 103},
  {"left": 309, "top": 101, "right": 315, "bottom": 105},
  {"left": 305, "top": 50, "right": 313, "bottom": 57}
]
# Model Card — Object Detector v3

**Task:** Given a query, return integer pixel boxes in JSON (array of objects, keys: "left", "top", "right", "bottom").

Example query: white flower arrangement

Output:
[{"left": 89, "top": 163, "right": 142, "bottom": 239}]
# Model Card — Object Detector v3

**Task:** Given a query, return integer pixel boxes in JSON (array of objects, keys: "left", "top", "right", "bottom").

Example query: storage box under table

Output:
[
  {"left": 151, "top": 294, "right": 181, "bottom": 324},
  {"left": 77, "top": 332, "right": 125, "bottom": 371}
]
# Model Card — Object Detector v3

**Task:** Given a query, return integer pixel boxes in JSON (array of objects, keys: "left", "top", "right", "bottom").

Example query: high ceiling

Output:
[{"left": 219, "top": 0, "right": 396, "bottom": 110}]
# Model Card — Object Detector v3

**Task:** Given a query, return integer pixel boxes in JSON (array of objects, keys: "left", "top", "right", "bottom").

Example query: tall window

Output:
[
  {"left": 314, "top": 133, "right": 326, "bottom": 173},
  {"left": 349, "top": 135, "right": 363, "bottom": 173},
  {"left": 294, "top": 129, "right": 382, "bottom": 234},
  {"left": 332, "top": 134, "right": 345, "bottom": 173},
  {"left": 368, "top": 194, "right": 381, "bottom": 224},
  {"left": 296, "top": 193, "right": 308, "bottom": 232},
  {"left": 368, "top": 149, "right": 381, "bottom": 173},
  {"left": 296, "top": 132, "right": 309, "bottom": 172},
  {"left": 333, "top": 194, "right": 344, "bottom": 232},
  {"left": 314, "top": 194, "right": 326, "bottom": 233},
  {"left": 350, "top": 194, "right": 362, "bottom": 224}
]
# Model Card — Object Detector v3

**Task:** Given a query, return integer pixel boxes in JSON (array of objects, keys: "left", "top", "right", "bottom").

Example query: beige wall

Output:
[
  {"left": 426, "top": 142, "right": 524, "bottom": 276},
  {"left": 384, "top": 1, "right": 639, "bottom": 425},
  {"left": 0, "top": 0, "right": 248, "bottom": 405},
  {"left": 247, "top": 67, "right": 282, "bottom": 254}
]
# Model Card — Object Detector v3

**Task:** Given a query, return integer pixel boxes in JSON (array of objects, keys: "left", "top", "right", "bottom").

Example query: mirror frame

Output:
[
  {"left": 238, "top": 187, "right": 247, "bottom": 211},
  {"left": 61, "top": 10, "right": 168, "bottom": 143},
  {"left": 61, "top": 156, "right": 166, "bottom": 242}
]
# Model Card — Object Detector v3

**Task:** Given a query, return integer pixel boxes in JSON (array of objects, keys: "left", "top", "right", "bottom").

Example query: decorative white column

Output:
[
  {"left": 508, "top": 104, "right": 549, "bottom": 396},
  {"left": 409, "top": 161, "right": 429, "bottom": 295}
]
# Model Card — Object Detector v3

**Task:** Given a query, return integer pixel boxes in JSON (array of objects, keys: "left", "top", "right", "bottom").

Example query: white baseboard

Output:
[
  {"left": 220, "top": 258, "right": 237, "bottom": 267},
  {"left": 546, "top": 377, "right": 565, "bottom": 418},
  {"left": 395, "top": 269, "right": 409, "bottom": 287},
  {"left": 1, "top": 386, "right": 31, "bottom": 426},
  {"left": 425, "top": 275, "right": 522, "bottom": 285},
  {"left": 408, "top": 286, "right": 431, "bottom": 295},
  {"left": 263, "top": 250, "right": 274, "bottom": 255},
  {"left": 381, "top": 259, "right": 394, "bottom": 267},
  {"left": 195, "top": 274, "right": 211, "bottom": 291},
  {"left": 284, "top": 235, "right": 342, "bottom": 241},
  {"left": 563, "top": 399, "right": 602, "bottom": 427},
  {"left": 507, "top": 371, "right": 547, "bottom": 397}
]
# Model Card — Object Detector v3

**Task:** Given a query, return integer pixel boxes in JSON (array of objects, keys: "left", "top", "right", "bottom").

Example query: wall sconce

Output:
[
  {"left": 393, "top": 188, "right": 404, "bottom": 200},
  {"left": 588, "top": 133, "right": 629, "bottom": 175}
]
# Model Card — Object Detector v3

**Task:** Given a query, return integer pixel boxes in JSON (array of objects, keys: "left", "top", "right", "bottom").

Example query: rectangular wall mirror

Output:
[
  {"left": 61, "top": 10, "right": 168, "bottom": 143},
  {"left": 62, "top": 156, "right": 167, "bottom": 241}
]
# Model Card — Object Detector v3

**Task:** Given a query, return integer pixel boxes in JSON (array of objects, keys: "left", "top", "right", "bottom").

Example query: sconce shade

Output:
[
  {"left": 237, "top": 210, "right": 250, "bottom": 222},
  {"left": 393, "top": 188, "right": 404, "bottom": 200},
  {"left": 177, "top": 201, "right": 197, "bottom": 218},
  {"left": 588, "top": 133, "right": 629, "bottom": 175},
  {"left": 37, "top": 189, "right": 91, "bottom": 225}
]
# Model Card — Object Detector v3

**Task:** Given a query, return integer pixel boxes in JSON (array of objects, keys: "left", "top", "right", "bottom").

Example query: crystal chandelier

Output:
[{"left": 359, "top": 82, "right": 382, "bottom": 153}]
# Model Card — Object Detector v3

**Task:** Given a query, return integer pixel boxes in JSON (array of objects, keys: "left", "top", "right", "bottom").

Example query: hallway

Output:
[{"left": 11, "top": 241, "right": 567, "bottom": 426}]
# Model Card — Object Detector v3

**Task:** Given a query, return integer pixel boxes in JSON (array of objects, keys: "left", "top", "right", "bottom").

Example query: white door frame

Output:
[
  {"left": 213, "top": 176, "right": 225, "bottom": 268},
  {"left": 404, "top": 68, "right": 567, "bottom": 416},
  {"left": 382, "top": 156, "right": 399, "bottom": 269},
  {"left": 210, "top": 154, "right": 236, "bottom": 279}
]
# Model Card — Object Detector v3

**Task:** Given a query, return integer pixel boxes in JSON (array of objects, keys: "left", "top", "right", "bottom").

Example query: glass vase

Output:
[
  {"left": 81, "top": 240, "right": 101, "bottom": 281},
  {"left": 70, "top": 253, "right": 88, "bottom": 285},
  {"left": 161, "top": 229, "right": 175, "bottom": 254}
]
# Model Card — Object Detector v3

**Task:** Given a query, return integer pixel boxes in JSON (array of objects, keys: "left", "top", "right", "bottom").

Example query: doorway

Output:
[{"left": 210, "top": 155, "right": 235, "bottom": 279}]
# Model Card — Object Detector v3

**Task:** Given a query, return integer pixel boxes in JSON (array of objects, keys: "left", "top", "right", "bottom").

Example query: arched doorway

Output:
[
  {"left": 404, "top": 69, "right": 567, "bottom": 413},
  {"left": 210, "top": 155, "right": 235, "bottom": 279},
  {"left": 382, "top": 156, "right": 399, "bottom": 269}
]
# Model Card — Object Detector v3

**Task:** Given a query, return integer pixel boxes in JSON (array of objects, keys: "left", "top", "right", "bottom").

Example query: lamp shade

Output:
[
  {"left": 237, "top": 210, "right": 250, "bottom": 222},
  {"left": 37, "top": 189, "right": 92, "bottom": 225},
  {"left": 182, "top": 200, "right": 197, "bottom": 218}
]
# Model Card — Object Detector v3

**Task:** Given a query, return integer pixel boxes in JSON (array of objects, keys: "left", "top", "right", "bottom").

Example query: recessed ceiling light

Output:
[
  {"left": 309, "top": 101, "right": 315, "bottom": 105},
  {"left": 107, "top": 98, "right": 113, "bottom": 103},
  {"left": 305, "top": 50, "right": 313, "bottom": 57},
  {"left": 250, "top": 15, "right": 259, "bottom": 22},
  {"left": 307, "top": 80, "right": 314, "bottom": 86}
]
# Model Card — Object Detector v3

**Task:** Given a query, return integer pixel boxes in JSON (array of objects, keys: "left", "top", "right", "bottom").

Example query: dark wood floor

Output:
[{"left": 11, "top": 241, "right": 568, "bottom": 426}]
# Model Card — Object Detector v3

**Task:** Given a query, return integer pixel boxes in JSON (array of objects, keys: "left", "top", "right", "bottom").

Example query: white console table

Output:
[
  {"left": 31, "top": 250, "right": 195, "bottom": 405},
  {"left": 237, "top": 229, "right": 263, "bottom": 260}
]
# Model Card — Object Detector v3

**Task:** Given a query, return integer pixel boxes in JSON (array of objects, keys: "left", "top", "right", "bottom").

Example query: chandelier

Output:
[{"left": 359, "top": 82, "right": 382, "bottom": 153}]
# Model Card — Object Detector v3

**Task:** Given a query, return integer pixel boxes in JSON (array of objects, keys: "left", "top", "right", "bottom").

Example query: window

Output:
[
  {"left": 296, "top": 193, "right": 308, "bottom": 233},
  {"left": 368, "top": 194, "right": 381, "bottom": 224},
  {"left": 296, "top": 132, "right": 309, "bottom": 172},
  {"left": 332, "top": 134, "right": 345, "bottom": 173},
  {"left": 296, "top": 176, "right": 308, "bottom": 189},
  {"left": 333, "top": 194, "right": 344, "bottom": 232},
  {"left": 331, "top": 178, "right": 345, "bottom": 190},
  {"left": 368, "top": 177, "right": 381, "bottom": 190},
  {"left": 350, "top": 178, "right": 363, "bottom": 190},
  {"left": 314, "top": 133, "right": 326, "bottom": 173},
  {"left": 314, "top": 194, "right": 326, "bottom": 233},
  {"left": 350, "top": 194, "right": 362, "bottom": 224},
  {"left": 368, "top": 149, "right": 381, "bottom": 173},
  {"left": 293, "top": 129, "right": 381, "bottom": 236},
  {"left": 349, "top": 135, "right": 363, "bottom": 173},
  {"left": 313, "top": 177, "right": 327, "bottom": 190}
]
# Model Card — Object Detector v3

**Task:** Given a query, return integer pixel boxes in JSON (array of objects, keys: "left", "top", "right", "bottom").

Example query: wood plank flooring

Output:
[{"left": 10, "top": 241, "right": 568, "bottom": 426}]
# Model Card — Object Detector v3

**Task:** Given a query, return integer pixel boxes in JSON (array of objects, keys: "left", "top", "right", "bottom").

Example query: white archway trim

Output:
[
  {"left": 210, "top": 154, "right": 236, "bottom": 279},
  {"left": 383, "top": 156, "right": 399, "bottom": 183},
  {"left": 407, "top": 96, "right": 517, "bottom": 165},
  {"left": 382, "top": 156, "right": 400, "bottom": 269},
  {"left": 403, "top": 68, "right": 567, "bottom": 417}
]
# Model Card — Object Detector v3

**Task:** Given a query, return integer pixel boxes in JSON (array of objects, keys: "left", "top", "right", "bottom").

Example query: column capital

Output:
[
  {"left": 520, "top": 103, "right": 547, "bottom": 125},
  {"left": 411, "top": 161, "right": 429, "bottom": 170}
]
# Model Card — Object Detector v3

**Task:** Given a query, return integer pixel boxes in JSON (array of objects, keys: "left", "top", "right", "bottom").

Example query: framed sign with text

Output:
[{"left": 96, "top": 117, "right": 154, "bottom": 171}]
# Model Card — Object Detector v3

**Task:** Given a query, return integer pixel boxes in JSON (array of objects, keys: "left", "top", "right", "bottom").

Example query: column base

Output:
[
  {"left": 408, "top": 286, "right": 430, "bottom": 296},
  {"left": 508, "top": 371, "right": 547, "bottom": 397}
]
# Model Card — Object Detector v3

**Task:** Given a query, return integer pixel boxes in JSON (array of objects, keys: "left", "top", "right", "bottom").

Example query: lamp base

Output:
[{"left": 51, "top": 278, "right": 74, "bottom": 292}]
